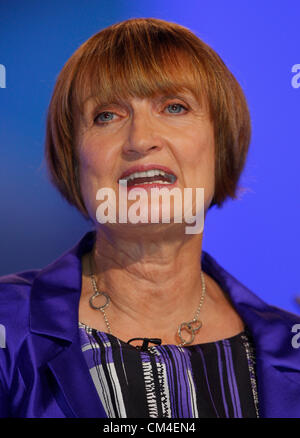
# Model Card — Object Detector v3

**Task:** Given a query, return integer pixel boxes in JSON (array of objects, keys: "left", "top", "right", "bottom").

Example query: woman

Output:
[{"left": 1, "top": 17, "right": 300, "bottom": 419}]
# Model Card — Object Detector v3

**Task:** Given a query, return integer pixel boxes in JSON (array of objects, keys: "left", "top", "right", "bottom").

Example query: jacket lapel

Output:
[
  {"left": 30, "top": 231, "right": 107, "bottom": 418},
  {"left": 202, "top": 251, "right": 300, "bottom": 418},
  {"left": 46, "top": 341, "right": 107, "bottom": 418}
]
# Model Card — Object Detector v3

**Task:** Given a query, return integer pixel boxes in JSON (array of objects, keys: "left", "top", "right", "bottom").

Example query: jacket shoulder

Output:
[
  {"left": 0, "top": 270, "right": 41, "bottom": 415},
  {"left": 0, "top": 269, "right": 39, "bottom": 286},
  {"left": 0, "top": 269, "right": 39, "bottom": 306},
  {"left": 0, "top": 269, "right": 40, "bottom": 348},
  {"left": 202, "top": 250, "right": 300, "bottom": 332},
  {"left": 264, "top": 303, "right": 300, "bottom": 325}
]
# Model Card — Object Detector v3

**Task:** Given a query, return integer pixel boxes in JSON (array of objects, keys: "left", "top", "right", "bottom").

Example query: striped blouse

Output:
[{"left": 78, "top": 322, "right": 259, "bottom": 418}]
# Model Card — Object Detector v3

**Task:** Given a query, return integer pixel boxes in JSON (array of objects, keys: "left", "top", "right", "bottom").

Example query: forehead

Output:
[{"left": 71, "top": 46, "right": 210, "bottom": 120}]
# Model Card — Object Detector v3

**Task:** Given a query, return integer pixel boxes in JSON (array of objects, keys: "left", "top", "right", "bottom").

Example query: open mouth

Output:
[{"left": 119, "top": 169, "right": 177, "bottom": 187}]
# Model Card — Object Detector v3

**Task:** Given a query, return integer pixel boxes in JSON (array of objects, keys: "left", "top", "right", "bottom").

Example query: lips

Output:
[{"left": 118, "top": 164, "right": 177, "bottom": 183}]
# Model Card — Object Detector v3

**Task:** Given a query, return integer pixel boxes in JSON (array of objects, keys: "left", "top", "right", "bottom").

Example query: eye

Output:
[
  {"left": 94, "top": 111, "right": 116, "bottom": 125},
  {"left": 165, "top": 103, "right": 188, "bottom": 114}
]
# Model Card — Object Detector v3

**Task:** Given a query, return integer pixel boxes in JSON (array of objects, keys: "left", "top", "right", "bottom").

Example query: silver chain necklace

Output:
[{"left": 88, "top": 253, "right": 206, "bottom": 348}]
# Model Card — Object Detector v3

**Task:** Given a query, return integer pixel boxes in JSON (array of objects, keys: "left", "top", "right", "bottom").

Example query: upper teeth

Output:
[{"left": 121, "top": 169, "right": 174, "bottom": 181}]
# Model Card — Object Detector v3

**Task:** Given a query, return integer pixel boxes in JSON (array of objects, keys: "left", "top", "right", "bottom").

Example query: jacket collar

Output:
[
  {"left": 30, "top": 231, "right": 108, "bottom": 417},
  {"left": 30, "top": 231, "right": 95, "bottom": 342},
  {"left": 30, "top": 230, "right": 300, "bottom": 418}
]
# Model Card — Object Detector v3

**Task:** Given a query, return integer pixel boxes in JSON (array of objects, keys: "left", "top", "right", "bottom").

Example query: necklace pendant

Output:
[
  {"left": 178, "top": 318, "right": 202, "bottom": 346},
  {"left": 89, "top": 291, "right": 110, "bottom": 310}
]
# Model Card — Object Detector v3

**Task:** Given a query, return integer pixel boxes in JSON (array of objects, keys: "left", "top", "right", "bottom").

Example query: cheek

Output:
[
  {"left": 77, "top": 147, "right": 106, "bottom": 220},
  {"left": 178, "top": 127, "right": 215, "bottom": 173},
  {"left": 78, "top": 138, "right": 112, "bottom": 184},
  {"left": 176, "top": 126, "right": 215, "bottom": 209}
]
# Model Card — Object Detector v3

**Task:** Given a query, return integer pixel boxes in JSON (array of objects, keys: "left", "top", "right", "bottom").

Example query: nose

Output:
[{"left": 122, "top": 110, "right": 165, "bottom": 156}]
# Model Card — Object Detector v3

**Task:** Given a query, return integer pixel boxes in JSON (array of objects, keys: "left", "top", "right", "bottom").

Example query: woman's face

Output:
[{"left": 76, "top": 88, "right": 215, "bottom": 231}]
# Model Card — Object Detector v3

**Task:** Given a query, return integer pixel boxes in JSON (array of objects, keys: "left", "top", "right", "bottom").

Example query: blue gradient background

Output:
[{"left": 0, "top": 0, "right": 299, "bottom": 313}]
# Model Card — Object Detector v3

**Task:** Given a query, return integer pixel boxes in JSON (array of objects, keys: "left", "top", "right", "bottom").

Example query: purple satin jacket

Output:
[{"left": 0, "top": 230, "right": 300, "bottom": 418}]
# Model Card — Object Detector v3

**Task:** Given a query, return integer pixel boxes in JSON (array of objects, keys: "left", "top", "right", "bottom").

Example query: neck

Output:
[{"left": 81, "top": 226, "right": 218, "bottom": 341}]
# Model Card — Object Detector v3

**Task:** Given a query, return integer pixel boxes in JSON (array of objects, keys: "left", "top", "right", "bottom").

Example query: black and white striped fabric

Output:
[{"left": 78, "top": 322, "right": 259, "bottom": 418}]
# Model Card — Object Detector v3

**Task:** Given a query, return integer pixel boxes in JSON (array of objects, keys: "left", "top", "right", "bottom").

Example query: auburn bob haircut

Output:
[{"left": 45, "top": 17, "right": 251, "bottom": 217}]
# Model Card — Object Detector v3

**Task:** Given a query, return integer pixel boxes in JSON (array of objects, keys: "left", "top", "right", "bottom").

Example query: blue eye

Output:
[
  {"left": 94, "top": 104, "right": 186, "bottom": 125},
  {"left": 95, "top": 111, "right": 115, "bottom": 123},
  {"left": 166, "top": 103, "right": 186, "bottom": 114}
]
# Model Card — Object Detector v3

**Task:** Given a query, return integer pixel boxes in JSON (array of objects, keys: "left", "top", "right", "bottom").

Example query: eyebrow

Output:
[
  {"left": 158, "top": 91, "right": 205, "bottom": 111},
  {"left": 82, "top": 90, "right": 201, "bottom": 118},
  {"left": 82, "top": 96, "right": 128, "bottom": 113}
]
